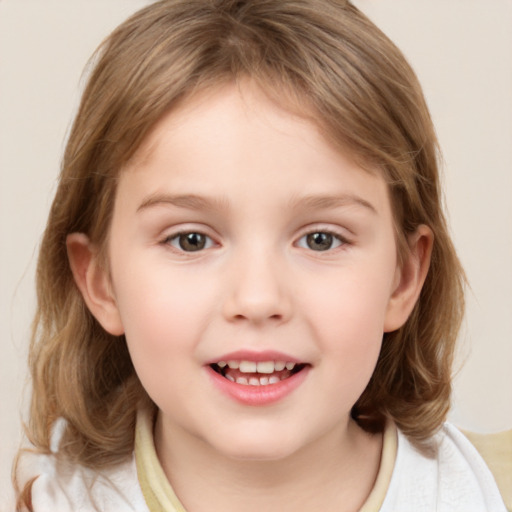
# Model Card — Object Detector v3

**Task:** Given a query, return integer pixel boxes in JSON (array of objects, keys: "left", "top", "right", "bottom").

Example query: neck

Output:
[{"left": 154, "top": 415, "right": 382, "bottom": 512}]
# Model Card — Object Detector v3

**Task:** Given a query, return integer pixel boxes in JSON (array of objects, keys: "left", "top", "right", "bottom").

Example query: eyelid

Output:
[{"left": 296, "top": 224, "right": 351, "bottom": 242}]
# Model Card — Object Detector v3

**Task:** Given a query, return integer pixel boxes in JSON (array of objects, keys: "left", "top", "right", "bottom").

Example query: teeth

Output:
[
  {"left": 239, "top": 361, "right": 257, "bottom": 373},
  {"left": 233, "top": 375, "right": 284, "bottom": 386},
  {"left": 256, "top": 361, "right": 274, "bottom": 374},
  {"left": 216, "top": 359, "right": 303, "bottom": 386},
  {"left": 224, "top": 360, "right": 298, "bottom": 374}
]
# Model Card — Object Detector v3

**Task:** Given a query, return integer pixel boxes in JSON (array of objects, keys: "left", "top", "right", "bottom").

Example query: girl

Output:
[{"left": 14, "top": 0, "right": 507, "bottom": 511}]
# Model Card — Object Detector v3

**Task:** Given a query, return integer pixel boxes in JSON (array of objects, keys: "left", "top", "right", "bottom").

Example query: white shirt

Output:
[
  {"left": 29, "top": 412, "right": 507, "bottom": 512},
  {"left": 379, "top": 424, "right": 507, "bottom": 512}
]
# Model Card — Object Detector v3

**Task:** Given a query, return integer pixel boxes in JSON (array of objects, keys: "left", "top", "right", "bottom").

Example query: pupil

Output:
[
  {"left": 180, "top": 233, "right": 205, "bottom": 251},
  {"left": 307, "top": 232, "right": 332, "bottom": 251}
]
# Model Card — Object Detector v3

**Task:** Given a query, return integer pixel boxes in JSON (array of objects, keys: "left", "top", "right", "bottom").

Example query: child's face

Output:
[{"left": 101, "top": 83, "right": 409, "bottom": 460}]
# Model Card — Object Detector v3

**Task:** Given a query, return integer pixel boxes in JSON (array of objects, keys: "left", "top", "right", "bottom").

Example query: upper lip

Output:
[{"left": 205, "top": 350, "right": 304, "bottom": 366}]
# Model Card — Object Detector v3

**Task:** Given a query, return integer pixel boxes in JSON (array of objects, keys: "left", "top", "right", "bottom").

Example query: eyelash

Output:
[
  {"left": 295, "top": 229, "right": 349, "bottom": 252},
  {"left": 162, "top": 231, "right": 216, "bottom": 253},
  {"left": 161, "top": 227, "right": 351, "bottom": 254}
]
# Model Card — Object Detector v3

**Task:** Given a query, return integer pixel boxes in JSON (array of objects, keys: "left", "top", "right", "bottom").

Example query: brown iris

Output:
[{"left": 306, "top": 232, "right": 334, "bottom": 251}]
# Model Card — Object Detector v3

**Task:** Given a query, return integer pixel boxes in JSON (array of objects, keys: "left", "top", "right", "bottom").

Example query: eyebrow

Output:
[
  {"left": 288, "top": 194, "right": 378, "bottom": 214},
  {"left": 137, "top": 193, "right": 229, "bottom": 213},
  {"left": 137, "top": 192, "right": 377, "bottom": 215}
]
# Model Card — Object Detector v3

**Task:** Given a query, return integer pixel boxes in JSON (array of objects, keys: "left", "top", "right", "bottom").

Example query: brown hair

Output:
[{"left": 16, "top": 0, "right": 464, "bottom": 507}]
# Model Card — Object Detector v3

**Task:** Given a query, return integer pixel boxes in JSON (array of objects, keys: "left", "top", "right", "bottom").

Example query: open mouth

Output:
[{"left": 210, "top": 360, "right": 307, "bottom": 386}]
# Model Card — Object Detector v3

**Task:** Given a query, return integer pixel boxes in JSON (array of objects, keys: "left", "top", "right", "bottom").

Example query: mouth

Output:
[{"left": 210, "top": 360, "right": 307, "bottom": 387}]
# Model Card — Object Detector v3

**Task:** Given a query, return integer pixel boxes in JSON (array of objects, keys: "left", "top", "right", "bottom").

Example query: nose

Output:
[{"left": 222, "top": 246, "right": 292, "bottom": 325}]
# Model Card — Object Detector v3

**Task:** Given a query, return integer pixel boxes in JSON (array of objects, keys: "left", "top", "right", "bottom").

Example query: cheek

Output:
[
  {"left": 110, "top": 264, "right": 219, "bottom": 407},
  {"left": 111, "top": 258, "right": 219, "bottom": 362},
  {"left": 301, "top": 262, "right": 395, "bottom": 384},
  {"left": 307, "top": 265, "right": 393, "bottom": 337}
]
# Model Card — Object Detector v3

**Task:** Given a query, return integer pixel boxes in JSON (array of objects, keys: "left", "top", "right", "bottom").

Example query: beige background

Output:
[{"left": 1, "top": 0, "right": 511, "bottom": 508}]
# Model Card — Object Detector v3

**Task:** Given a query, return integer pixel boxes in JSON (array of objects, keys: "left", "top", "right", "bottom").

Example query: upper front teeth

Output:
[
  {"left": 218, "top": 360, "right": 296, "bottom": 373},
  {"left": 239, "top": 361, "right": 257, "bottom": 372}
]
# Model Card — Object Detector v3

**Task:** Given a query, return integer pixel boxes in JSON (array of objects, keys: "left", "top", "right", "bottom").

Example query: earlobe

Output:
[
  {"left": 384, "top": 225, "right": 433, "bottom": 333},
  {"left": 66, "top": 233, "right": 124, "bottom": 336}
]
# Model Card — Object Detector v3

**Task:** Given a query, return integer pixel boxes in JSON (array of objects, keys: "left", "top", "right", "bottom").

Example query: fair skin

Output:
[{"left": 68, "top": 82, "right": 432, "bottom": 512}]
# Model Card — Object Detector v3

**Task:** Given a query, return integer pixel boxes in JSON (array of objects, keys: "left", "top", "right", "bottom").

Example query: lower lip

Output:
[{"left": 206, "top": 366, "right": 310, "bottom": 406}]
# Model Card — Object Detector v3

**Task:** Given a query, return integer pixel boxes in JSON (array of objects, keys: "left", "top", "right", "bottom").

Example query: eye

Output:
[
  {"left": 296, "top": 231, "right": 345, "bottom": 252},
  {"left": 167, "top": 232, "right": 215, "bottom": 252}
]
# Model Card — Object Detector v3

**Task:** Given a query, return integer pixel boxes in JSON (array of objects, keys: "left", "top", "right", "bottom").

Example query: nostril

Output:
[{"left": 231, "top": 311, "right": 285, "bottom": 323}]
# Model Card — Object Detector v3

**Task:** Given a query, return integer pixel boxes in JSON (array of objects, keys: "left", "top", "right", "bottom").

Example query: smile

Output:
[{"left": 210, "top": 360, "right": 306, "bottom": 387}]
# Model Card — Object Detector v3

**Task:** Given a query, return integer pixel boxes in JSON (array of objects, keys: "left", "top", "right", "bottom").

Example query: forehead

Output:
[
  {"left": 127, "top": 79, "right": 377, "bottom": 174},
  {"left": 128, "top": 76, "right": 368, "bottom": 165},
  {"left": 118, "top": 81, "right": 391, "bottom": 216}
]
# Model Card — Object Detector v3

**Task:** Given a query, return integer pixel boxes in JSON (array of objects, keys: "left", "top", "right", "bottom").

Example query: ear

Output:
[
  {"left": 66, "top": 233, "right": 124, "bottom": 336},
  {"left": 384, "top": 225, "right": 433, "bottom": 333}
]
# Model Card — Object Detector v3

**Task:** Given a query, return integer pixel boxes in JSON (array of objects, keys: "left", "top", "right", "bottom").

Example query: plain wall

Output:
[{"left": 1, "top": 0, "right": 511, "bottom": 509}]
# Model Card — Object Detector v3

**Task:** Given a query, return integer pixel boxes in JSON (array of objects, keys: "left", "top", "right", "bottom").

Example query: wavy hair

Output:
[{"left": 15, "top": 0, "right": 464, "bottom": 508}]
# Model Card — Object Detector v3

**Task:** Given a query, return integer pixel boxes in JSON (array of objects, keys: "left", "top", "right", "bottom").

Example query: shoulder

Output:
[
  {"left": 29, "top": 452, "right": 148, "bottom": 512},
  {"left": 21, "top": 417, "right": 148, "bottom": 511},
  {"left": 380, "top": 422, "right": 507, "bottom": 512}
]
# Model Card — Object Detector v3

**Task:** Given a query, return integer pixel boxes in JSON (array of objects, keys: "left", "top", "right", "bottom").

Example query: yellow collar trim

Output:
[
  {"left": 135, "top": 407, "right": 187, "bottom": 512},
  {"left": 359, "top": 420, "right": 398, "bottom": 512},
  {"left": 135, "top": 407, "right": 397, "bottom": 512}
]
